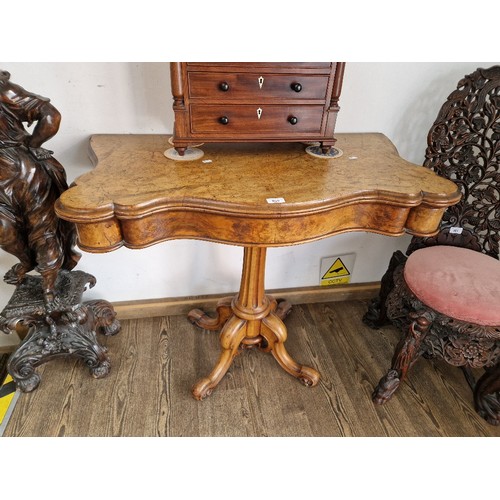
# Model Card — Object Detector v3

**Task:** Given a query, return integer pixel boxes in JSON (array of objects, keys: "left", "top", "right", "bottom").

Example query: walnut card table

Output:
[{"left": 55, "top": 134, "right": 460, "bottom": 399}]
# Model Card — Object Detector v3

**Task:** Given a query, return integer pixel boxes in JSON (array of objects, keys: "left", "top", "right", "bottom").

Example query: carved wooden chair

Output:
[{"left": 363, "top": 66, "right": 500, "bottom": 425}]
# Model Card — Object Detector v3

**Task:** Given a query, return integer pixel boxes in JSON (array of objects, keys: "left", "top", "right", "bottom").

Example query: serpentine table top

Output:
[{"left": 55, "top": 133, "right": 461, "bottom": 252}]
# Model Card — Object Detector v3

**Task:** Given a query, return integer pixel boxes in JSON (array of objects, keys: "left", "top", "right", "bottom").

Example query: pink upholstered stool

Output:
[
  {"left": 404, "top": 246, "right": 500, "bottom": 326},
  {"left": 364, "top": 65, "right": 500, "bottom": 425},
  {"left": 370, "top": 245, "right": 500, "bottom": 424}
]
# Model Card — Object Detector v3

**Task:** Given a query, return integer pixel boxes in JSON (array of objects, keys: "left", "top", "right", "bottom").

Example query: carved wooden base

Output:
[
  {"left": 2, "top": 270, "right": 120, "bottom": 392},
  {"left": 188, "top": 246, "right": 319, "bottom": 400},
  {"left": 367, "top": 262, "right": 500, "bottom": 425},
  {"left": 362, "top": 250, "right": 407, "bottom": 329}
]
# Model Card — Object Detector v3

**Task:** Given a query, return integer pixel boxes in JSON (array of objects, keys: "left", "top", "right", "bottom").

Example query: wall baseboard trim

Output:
[{"left": 113, "top": 282, "right": 381, "bottom": 320}]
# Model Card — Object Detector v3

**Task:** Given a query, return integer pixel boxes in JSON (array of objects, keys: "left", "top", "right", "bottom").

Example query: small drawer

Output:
[
  {"left": 189, "top": 104, "right": 325, "bottom": 136},
  {"left": 187, "top": 73, "right": 329, "bottom": 101}
]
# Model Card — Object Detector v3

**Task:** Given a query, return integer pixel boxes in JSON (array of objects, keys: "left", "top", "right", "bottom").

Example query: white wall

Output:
[{"left": 0, "top": 62, "right": 497, "bottom": 306}]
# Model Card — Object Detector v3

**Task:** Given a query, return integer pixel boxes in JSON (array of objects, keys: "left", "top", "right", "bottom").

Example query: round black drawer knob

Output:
[
  {"left": 291, "top": 83, "right": 302, "bottom": 92},
  {"left": 219, "top": 116, "right": 229, "bottom": 125},
  {"left": 288, "top": 116, "right": 298, "bottom": 125},
  {"left": 219, "top": 82, "right": 230, "bottom": 91}
]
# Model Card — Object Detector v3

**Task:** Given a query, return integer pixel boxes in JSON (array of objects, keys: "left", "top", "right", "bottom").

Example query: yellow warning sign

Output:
[
  {"left": 322, "top": 257, "right": 350, "bottom": 279},
  {"left": 0, "top": 374, "right": 16, "bottom": 426},
  {"left": 321, "top": 257, "right": 351, "bottom": 286}
]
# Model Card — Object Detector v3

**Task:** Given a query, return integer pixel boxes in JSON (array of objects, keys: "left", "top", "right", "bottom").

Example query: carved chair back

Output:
[{"left": 407, "top": 66, "right": 500, "bottom": 259}]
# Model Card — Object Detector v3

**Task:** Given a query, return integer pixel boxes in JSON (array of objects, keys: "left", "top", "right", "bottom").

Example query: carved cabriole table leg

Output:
[{"left": 189, "top": 246, "right": 319, "bottom": 400}]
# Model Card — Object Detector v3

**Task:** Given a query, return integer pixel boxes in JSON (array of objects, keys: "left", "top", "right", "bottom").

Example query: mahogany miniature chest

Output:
[{"left": 170, "top": 62, "right": 345, "bottom": 156}]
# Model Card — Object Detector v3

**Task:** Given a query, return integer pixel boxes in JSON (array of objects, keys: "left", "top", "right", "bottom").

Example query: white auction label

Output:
[{"left": 266, "top": 197, "right": 286, "bottom": 204}]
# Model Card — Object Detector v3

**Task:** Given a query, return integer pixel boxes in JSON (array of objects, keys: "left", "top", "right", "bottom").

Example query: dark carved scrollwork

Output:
[
  {"left": 408, "top": 66, "right": 500, "bottom": 259},
  {"left": 3, "top": 270, "right": 120, "bottom": 392}
]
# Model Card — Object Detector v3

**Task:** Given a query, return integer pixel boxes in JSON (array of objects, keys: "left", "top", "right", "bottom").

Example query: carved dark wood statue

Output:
[{"left": 0, "top": 69, "right": 120, "bottom": 392}]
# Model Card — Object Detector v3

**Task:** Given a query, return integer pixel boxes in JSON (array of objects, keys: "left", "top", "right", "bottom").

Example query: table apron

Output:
[{"left": 72, "top": 201, "right": 446, "bottom": 252}]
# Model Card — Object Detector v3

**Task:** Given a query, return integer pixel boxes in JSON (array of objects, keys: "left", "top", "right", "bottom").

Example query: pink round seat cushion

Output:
[{"left": 404, "top": 245, "right": 500, "bottom": 326}]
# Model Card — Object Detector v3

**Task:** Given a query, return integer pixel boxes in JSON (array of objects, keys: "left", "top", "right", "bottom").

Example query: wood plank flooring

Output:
[{"left": 4, "top": 300, "right": 500, "bottom": 437}]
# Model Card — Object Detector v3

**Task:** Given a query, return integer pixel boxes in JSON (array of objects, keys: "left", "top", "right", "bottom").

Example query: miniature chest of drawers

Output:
[{"left": 170, "top": 62, "right": 345, "bottom": 156}]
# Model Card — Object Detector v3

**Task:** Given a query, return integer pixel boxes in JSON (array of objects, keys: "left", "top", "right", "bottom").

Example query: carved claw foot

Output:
[
  {"left": 86, "top": 299, "right": 121, "bottom": 336},
  {"left": 372, "top": 369, "right": 401, "bottom": 405},
  {"left": 363, "top": 298, "right": 388, "bottom": 329},
  {"left": 475, "top": 393, "right": 500, "bottom": 426},
  {"left": 3, "top": 263, "right": 30, "bottom": 285}
]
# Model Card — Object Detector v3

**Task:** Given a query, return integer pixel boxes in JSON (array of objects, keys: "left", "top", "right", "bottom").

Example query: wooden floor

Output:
[{"left": 4, "top": 299, "right": 500, "bottom": 437}]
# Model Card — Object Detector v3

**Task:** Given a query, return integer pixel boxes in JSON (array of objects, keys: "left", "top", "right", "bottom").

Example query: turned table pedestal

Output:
[{"left": 55, "top": 134, "right": 460, "bottom": 399}]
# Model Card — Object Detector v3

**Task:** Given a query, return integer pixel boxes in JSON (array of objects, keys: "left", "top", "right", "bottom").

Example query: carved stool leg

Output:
[
  {"left": 189, "top": 246, "right": 318, "bottom": 399},
  {"left": 472, "top": 363, "right": 500, "bottom": 426},
  {"left": 363, "top": 251, "right": 407, "bottom": 328},
  {"left": 373, "top": 312, "right": 431, "bottom": 404}
]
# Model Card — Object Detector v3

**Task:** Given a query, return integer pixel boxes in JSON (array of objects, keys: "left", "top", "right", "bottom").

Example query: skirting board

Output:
[{"left": 113, "top": 281, "right": 381, "bottom": 320}]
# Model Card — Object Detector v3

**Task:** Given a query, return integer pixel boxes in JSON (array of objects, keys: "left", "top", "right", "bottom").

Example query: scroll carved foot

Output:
[
  {"left": 274, "top": 298, "right": 292, "bottom": 321},
  {"left": 189, "top": 247, "right": 318, "bottom": 399},
  {"left": 7, "top": 306, "right": 112, "bottom": 392},
  {"left": 189, "top": 300, "right": 318, "bottom": 399},
  {"left": 188, "top": 296, "right": 233, "bottom": 331},
  {"left": 263, "top": 312, "right": 320, "bottom": 387},
  {"left": 191, "top": 315, "right": 247, "bottom": 400}
]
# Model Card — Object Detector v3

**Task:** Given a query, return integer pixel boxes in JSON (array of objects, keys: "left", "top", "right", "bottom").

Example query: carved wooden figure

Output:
[{"left": 0, "top": 70, "right": 120, "bottom": 392}]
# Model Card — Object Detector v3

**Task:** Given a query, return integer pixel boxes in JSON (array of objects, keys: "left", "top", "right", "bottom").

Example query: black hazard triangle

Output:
[{"left": 322, "top": 257, "right": 350, "bottom": 280}]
